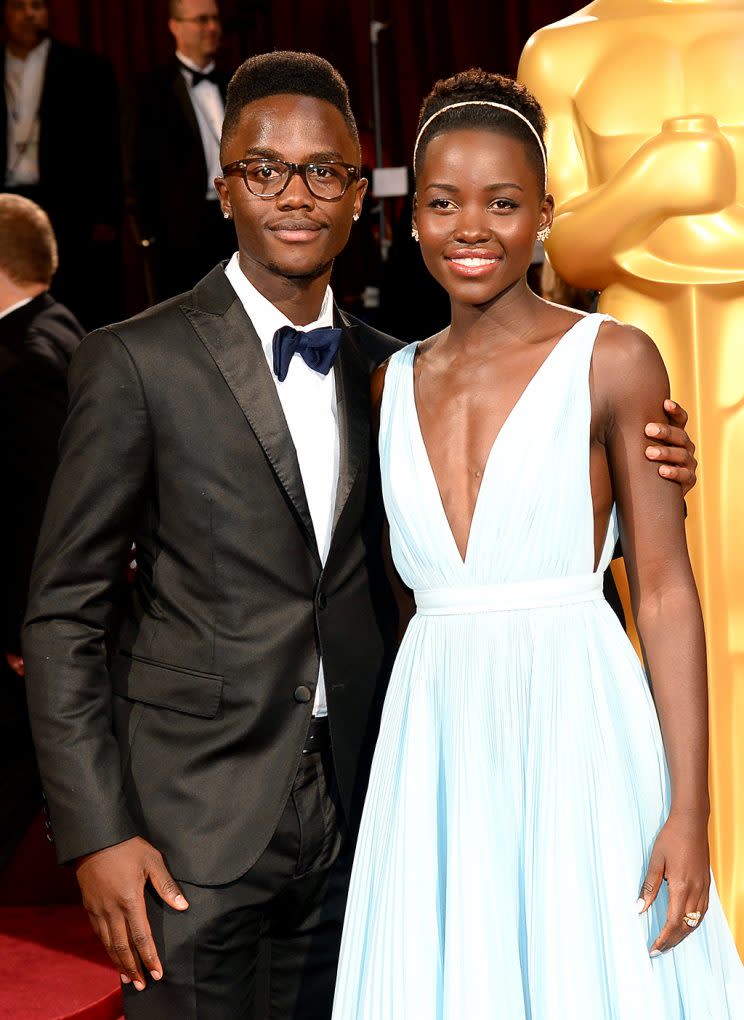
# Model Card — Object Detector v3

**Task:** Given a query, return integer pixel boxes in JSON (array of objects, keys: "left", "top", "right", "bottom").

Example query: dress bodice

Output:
[{"left": 378, "top": 314, "right": 618, "bottom": 594}]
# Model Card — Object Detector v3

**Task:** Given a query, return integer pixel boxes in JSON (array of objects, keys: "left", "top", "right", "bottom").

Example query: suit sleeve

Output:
[
  {"left": 0, "top": 349, "right": 69, "bottom": 653},
  {"left": 23, "top": 328, "right": 151, "bottom": 863}
]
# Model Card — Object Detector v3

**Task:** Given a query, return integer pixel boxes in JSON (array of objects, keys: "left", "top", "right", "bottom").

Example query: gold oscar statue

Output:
[{"left": 520, "top": 0, "right": 744, "bottom": 950}]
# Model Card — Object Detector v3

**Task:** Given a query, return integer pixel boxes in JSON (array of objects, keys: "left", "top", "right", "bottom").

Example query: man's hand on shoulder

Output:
[
  {"left": 644, "top": 398, "right": 698, "bottom": 497},
  {"left": 76, "top": 835, "right": 189, "bottom": 991}
]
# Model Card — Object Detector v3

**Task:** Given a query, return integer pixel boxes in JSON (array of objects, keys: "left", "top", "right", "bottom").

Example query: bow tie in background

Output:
[
  {"left": 272, "top": 325, "right": 342, "bottom": 383},
  {"left": 179, "top": 61, "right": 219, "bottom": 87}
]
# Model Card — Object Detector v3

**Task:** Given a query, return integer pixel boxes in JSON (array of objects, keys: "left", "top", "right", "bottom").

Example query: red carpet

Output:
[
  {"left": 0, "top": 905, "right": 122, "bottom": 1019},
  {"left": 0, "top": 817, "right": 122, "bottom": 1019}
]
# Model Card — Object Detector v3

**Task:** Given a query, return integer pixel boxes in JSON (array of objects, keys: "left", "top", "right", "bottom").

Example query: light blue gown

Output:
[{"left": 332, "top": 314, "right": 744, "bottom": 1019}]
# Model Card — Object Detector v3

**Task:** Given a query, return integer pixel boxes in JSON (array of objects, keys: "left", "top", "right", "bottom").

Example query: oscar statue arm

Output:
[{"left": 519, "top": 38, "right": 736, "bottom": 289}]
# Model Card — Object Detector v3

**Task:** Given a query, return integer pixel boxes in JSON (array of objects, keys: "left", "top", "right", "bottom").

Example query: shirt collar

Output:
[
  {"left": 0, "top": 295, "right": 34, "bottom": 321},
  {"left": 224, "top": 252, "right": 334, "bottom": 358},
  {"left": 6, "top": 36, "right": 51, "bottom": 68},
  {"left": 175, "top": 51, "right": 216, "bottom": 75}
]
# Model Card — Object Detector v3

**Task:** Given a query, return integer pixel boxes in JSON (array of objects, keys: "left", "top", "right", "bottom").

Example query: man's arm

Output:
[
  {"left": 23, "top": 329, "right": 188, "bottom": 990},
  {"left": 23, "top": 328, "right": 150, "bottom": 859}
]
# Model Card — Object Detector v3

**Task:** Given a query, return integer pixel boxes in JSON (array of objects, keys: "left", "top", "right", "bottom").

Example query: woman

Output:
[{"left": 332, "top": 70, "right": 744, "bottom": 1018}]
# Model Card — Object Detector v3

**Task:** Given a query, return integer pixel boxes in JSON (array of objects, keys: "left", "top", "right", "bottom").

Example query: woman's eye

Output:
[
  {"left": 428, "top": 198, "right": 455, "bottom": 209},
  {"left": 490, "top": 199, "right": 518, "bottom": 211}
]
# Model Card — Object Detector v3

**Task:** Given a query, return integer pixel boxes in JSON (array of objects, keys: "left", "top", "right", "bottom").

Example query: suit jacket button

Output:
[{"left": 294, "top": 685, "right": 312, "bottom": 703}]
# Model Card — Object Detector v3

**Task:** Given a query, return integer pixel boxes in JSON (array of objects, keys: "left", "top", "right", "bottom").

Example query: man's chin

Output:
[{"left": 266, "top": 257, "right": 334, "bottom": 282}]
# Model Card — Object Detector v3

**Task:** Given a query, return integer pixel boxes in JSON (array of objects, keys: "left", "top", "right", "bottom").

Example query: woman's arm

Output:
[
  {"left": 595, "top": 322, "right": 710, "bottom": 954},
  {"left": 371, "top": 362, "right": 416, "bottom": 643}
]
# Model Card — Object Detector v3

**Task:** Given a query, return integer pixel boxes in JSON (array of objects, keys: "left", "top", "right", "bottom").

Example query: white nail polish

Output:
[{"left": 636, "top": 898, "right": 646, "bottom": 913}]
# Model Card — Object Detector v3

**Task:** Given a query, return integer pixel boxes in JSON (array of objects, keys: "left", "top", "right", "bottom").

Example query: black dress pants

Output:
[{"left": 122, "top": 743, "right": 351, "bottom": 1019}]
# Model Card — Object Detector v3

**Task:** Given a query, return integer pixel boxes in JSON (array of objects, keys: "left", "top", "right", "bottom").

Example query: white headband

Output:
[{"left": 413, "top": 100, "right": 547, "bottom": 190}]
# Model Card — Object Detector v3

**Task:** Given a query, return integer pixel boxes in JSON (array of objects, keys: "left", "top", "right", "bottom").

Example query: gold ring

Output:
[{"left": 684, "top": 911, "right": 701, "bottom": 928}]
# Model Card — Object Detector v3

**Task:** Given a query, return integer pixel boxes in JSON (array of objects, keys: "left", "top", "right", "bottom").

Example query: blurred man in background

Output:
[
  {"left": 123, "top": 0, "right": 234, "bottom": 303},
  {"left": 0, "top": 0, "right": 123, "bottom": 328},
  {"left": 0, "top": 193, "right": 82, "bottom": 871}
]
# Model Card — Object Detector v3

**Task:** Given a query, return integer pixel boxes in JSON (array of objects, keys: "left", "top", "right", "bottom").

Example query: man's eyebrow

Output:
[{"left": 242, "top": 147, "right": 348, "bottom": 163}]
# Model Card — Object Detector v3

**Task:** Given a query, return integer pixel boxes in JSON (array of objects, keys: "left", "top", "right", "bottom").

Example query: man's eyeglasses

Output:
[
  {"left": 172, "top": 14, "right": 221, "bottom": 26},
  {"left": 220, "top": 158, "right": 361, "bottom": 201}
]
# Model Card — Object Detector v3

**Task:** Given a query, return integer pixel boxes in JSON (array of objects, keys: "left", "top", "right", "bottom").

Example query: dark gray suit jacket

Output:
[{"left": 23, "top": 265, "right": 401, "bottom": 885}]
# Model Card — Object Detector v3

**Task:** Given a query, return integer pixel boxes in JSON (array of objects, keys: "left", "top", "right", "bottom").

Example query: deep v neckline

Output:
[{"left": 409, "top": 316, "right": 588, "bottom": 567}]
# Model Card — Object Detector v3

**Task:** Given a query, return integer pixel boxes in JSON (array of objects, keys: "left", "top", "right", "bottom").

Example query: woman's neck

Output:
[{"left": 446, "top": 278, "right": 546, "bottom": 352}]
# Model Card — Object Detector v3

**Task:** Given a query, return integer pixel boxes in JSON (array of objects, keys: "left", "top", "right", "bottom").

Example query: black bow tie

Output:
[
  {"left": 179, "top": 61, "right": 219, "bottom": 87},
  {"left": 272, "top": 325, "right": 342, "bottom": 383}
]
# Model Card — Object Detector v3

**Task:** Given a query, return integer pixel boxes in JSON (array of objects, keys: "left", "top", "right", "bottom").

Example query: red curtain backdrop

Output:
[{"left": 44, "top": 0, "right": 578, "bottom": 166}]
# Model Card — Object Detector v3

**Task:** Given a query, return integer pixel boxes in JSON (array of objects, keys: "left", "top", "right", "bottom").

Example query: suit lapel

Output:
[
  {"left": 331, "top": 308, "right": 371, "bottom": 541},
  {"left": 172, "top": 63, "right": 206, "bottom": 161},
  {"left": 185, "top": 269, "right": 320, "bottom": 562}
]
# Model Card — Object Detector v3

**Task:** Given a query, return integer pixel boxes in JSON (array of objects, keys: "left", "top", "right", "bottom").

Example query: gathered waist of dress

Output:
[{"left": 414, "top": 573, "right": 605, "bottom": 616}]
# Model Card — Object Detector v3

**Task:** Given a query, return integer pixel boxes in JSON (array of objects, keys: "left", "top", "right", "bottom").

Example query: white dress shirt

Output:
[
  {"left": 176, "top": 51, "right": 224, "bottom": 200},
  {"left": 224, "top": 253, "right": 341, "bottom": 717},
  {"left": 4, "top": 37, "right": 51, "bottom": 186}
]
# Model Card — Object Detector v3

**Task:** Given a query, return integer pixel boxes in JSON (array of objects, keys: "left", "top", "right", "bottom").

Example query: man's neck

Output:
[
  {"left": 176, "top": 49, "right": 214, "bottom": 72},
  {"left": 6, "top": 36, "right": 48, "bottom": 61},
  {"left": 0, "top": 278, "right": 46, "bottom": 315},
  {"left": 237, "top": 251, "right": 332, "bottom": 325}
]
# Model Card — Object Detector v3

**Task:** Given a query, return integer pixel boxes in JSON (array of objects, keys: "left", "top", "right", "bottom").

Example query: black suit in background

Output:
[
  {"left": 123, "top": 61, "right": 236, "bottom": 304},
  {"left": 0, "top": 292, "right": 82, "bottom": 871},
  {"left": 0, "top": 41, "right": 123, "bottom": 330},
  {"left": 23, "top": 264, "right": 401, "bottom": 1016}
]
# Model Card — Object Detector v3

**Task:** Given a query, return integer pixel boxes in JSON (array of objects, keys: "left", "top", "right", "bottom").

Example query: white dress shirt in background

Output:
[
  {"left": 176, "top": 50, "right": 224, "bottom": 200},
  {"left": 225, "top": 253, "right": 341, "bottom": 718},
  {"left": 4, "top": 37, "right": 51, "bottom": 186}
]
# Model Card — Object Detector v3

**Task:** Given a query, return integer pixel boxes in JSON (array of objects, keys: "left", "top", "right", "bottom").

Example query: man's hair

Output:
[
  {"left": 0, "top": 194, "right": 58, "bottom": 286},
  {"left": 415, "top": 69, "right": 547, "bottom": 192},
  {"left": 220, "top": 51, "right": 360, "bottom": 162}
]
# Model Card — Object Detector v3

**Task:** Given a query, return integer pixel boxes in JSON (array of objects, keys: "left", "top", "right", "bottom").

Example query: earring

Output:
[
  {"left": 411, "top": 223, "right": 419, "bottom": 242},
  {"left": 223, "top": 210, "right": 231, "bottom": 220},
  {"left": 537, "top": 225, "right": 551, "bottom": 243},
  {"left": 353, "top": 213, "right": 360, "bottom": 222}
]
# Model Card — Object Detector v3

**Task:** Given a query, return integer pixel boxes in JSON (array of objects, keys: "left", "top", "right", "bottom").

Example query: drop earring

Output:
[
  {"left": 537, "top": 225, "right": 551, "bottom": 243},
  {"left": 411, "top": 223, "right": 419, "bottom": 242},
  {"left": 353, "top": 213, "right": 360, "bottom": 222},
  {"left": 223, "top": 210, "right": 231, "bottom": 220}
]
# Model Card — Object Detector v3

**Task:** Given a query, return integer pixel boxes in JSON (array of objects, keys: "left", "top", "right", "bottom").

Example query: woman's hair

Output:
[{"left": 414, "top": 69, "right": 547, "bottom": 191}]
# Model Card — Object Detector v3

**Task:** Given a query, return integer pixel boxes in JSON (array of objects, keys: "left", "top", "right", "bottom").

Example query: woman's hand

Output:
[{"left": 638, "top": 810, "right": 711, "bottom": 956}]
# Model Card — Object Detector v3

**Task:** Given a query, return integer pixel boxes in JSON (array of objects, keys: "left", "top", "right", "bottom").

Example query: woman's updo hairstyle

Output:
[{"left": 414, "top": 69, "right": 548, "bottom": 194}]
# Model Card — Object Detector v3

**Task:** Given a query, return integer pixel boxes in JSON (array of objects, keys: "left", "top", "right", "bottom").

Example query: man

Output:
[
  {"left": 0, "top": 194, "right": 82, "bottom": 871},
  {"left": 24, "top": 52, "right": 697, "bottom": 1018},
  {"left": 0, "top": 0, "right": 122, "bottom": 328},
  {"left": 123, "top": 0, "right": 234, "bottom": 303}
]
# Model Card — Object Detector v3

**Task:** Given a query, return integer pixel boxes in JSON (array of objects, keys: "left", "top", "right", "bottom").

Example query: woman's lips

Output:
[{"left": 445, "top": 249, "right": 501, "bottom": 277}]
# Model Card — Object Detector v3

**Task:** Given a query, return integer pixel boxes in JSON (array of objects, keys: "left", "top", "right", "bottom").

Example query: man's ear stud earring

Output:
[
  {"left": 411, "top": 224, "right": 419, "bottom": 242},
  {"left": 537, "top": 225, "right": 551, "bottom": 243}
]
